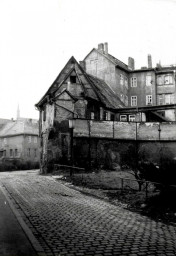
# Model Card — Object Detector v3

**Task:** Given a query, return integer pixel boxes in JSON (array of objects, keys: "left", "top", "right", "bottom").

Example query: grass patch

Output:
[{"left": 55, "top": 169, "right": 176, "bottom": 225}]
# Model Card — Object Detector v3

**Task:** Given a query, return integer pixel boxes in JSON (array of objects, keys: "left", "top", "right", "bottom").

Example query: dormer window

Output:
[{"left": 70, "top": 76, "right": 76, "bottom": 83}]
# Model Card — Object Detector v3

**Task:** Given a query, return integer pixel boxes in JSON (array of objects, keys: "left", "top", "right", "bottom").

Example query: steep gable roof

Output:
[
  {"left": 0, "top": 119, "right": 39, "bottom": 137},
  {"left": 87, "top": 74, "right": 124, "bottom": 109},
  {"left": 35, "top": 56, "right": 125, "bottom": 110}
]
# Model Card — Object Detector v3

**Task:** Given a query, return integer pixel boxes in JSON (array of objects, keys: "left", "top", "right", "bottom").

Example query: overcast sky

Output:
[{"left": 0, "top": 0, "right": 176, "bottom": 119}]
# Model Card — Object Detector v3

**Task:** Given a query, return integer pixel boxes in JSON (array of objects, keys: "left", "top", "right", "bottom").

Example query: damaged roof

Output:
[
  {"left": 35, "top": 56, "right": 125, "bottom": 109},
  {"left": 0, "top": 119, "right": 39, "bottom": 137}
]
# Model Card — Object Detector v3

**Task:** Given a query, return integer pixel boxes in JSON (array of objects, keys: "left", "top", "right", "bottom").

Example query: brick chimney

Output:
[
  {"left": 148, "top": 54, "right": 152, "bottom": 68},
  {"left": 98, "top": 43, "right": 104, "bottom": 53},
  {"left": 104, "top": 42, "right": 108, "bottom": 54},
  {"left": 128, "top": 57, "right": 135, "bottom": 70}
]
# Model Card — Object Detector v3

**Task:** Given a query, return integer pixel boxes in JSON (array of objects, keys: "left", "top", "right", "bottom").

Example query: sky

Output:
[{"left": 0, "top": 0, "right": 176, "bottom": 119}]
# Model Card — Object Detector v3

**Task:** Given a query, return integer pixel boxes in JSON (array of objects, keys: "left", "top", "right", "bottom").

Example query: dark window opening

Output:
[
  {"left": 15, "top": 149, "right": 18, "bottom": 157},
  {"left": 110, "top": 114, "right": 115, "bottom": 121},
  {"left": 70, "top": 76, "right": 76, "bottom": 83},
  {"left": 10, "top": 149, "right": 13, "bottom": 157}
]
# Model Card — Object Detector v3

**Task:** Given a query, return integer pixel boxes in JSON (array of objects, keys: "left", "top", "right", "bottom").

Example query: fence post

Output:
[
  {"left": 145, "top": 181, "right": 148, "bottom": 199},
  {"left": 121, "top": 178, "right": 124, "bottom": 190}
]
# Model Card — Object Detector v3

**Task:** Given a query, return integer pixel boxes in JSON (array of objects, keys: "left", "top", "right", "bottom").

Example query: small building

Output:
[{"left": 0, "top": 118, "right": 39, "bottom": 168}]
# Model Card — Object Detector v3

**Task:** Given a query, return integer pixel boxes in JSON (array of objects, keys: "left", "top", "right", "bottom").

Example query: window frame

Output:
[
  {"left": 120, "top": 115, "right": 127, "bottom": 122},
  {"left": 129, "top": 115, "right": 136, "bottom": 122},
  {"left": 146, "top": 95, "right": 152, "bottom": 105},
  {"left": 146, "top": 75, "right": 152, "bottom": 86},
  {"left": 131, "top": 96, "right": 137, "bottom": 106},
  {"left": 10, "top": 149, "right": 13, "bottom": 157},
  {"left": 131, "top": 77, "right": 137, "bottom": 87}
]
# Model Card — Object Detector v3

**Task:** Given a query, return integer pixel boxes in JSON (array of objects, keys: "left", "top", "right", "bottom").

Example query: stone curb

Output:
[{"left": 0, "top": 185, "right": 47, "bottom": 256}]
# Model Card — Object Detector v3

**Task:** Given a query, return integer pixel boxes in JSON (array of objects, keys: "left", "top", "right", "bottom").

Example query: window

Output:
[
  {"left": 124, "top": 77, "right": 128, "bottom": 88},
  {"left": 131, "top": 77, "right": 137, "bottom": 87},
  {"left": 34, "top": 149, "right": 37, "bottom": 157},
  {"left": 165, "top": 94, "right": 174, "bottom": 104},
  {"left": 131, "top": 96, "right": 137, "bottom": 106},
  {"left": 157, "top": 76, "right": 163, "bottom": 85},
  {"left": 34, "top": 137, "right": 37, "bottom": 143},
  {"left": 120, "top": 115, "right": 127, "bottom": 122},
  {"left": 15, "top": 149, "right": 18, "bottom": 157},
  {"left": 4, "top": 150, "right": 6, "bottom": 157},
  {"left": 103, "top": 111, "right": 108, "bottom": 120},
  {"left": 158, "top": 94, "right": 174, "bottom": 105},
  {"left": 28, "top": 136, "right": 31, "bottom": 143},
  {"left": 146, "top": 75, "right": 152, "bottom": 86},
  {"left": 110, "top": 114, "right": 115, "bottom": 121},
  {"left": 27, "top": 148, "right": 30, "bottom": 157},
  {"left": 10, "top": 149, "right": 13, "bottom": 157},
  {"left": 4, "top": 138, "right": 7, "bottom": 145},
  {"left": 158, "top": 95, "right": 163, "bottom": 105},
  {"left": 91, "top": 112, "right": 95, "bottom": 120},
  {"left": 0, "top": 151, "right": 3, "bottom": 158},
  {"left": 129, "top": 115, "right": 136, "bottom": 122},
  {"left": 146, "top": 95, "right": 152, "bottom": 105},
  {"left": 125, "top": 95, "right": 128, "bottom": 106},
  {"left": 70, "top": 76, "right": 76, "bottom": 83},
  {"left": 120, "top": 74, "right": 123, "bottom": 85},
  {"left": 164, "top": 75, "right": 173, "bottom": 85},
  {"left": 120, "top": 94, "right": 124, "bottom": 102}
]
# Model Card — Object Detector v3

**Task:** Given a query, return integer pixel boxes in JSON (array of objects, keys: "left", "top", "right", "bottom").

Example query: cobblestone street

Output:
[{"left": 0, "top": 170, "right": 176, "bottom": 256}]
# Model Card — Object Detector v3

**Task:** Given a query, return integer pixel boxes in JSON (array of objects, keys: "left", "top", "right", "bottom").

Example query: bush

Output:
[{"left": 0, "top": 160, "right": 39, "bottom": 171}]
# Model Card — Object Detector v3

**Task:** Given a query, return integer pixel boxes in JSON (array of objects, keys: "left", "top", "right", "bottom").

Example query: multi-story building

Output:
[
  {"left": 0, "top": 118, "right": 39, "bottom": 167},
  {"left": 83, "top": 43, "right": 176, "bottom": 121}
]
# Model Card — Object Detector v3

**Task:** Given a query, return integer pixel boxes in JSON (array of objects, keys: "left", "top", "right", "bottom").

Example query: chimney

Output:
[
  {"left": 148, "top": 54, "right": 152, "bottom": 68},
  {"left": 79, "top": 60, "right": 86, "bottom": 70},
  {"left": 104, "top": 42, "right": 108, "bottom": 54},
  {"left": 128, "top": 57, "right": 135, "bottom": 70},
  {"left": 98, "top": 43, "right": 104, "bottom": 53}
]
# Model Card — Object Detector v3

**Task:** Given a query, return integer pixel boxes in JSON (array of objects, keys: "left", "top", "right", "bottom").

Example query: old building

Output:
[
  {"left": 84, "top": 43, "right": 176, "bottom": 121},
  {"left": 35, "top": 56, "right": 125, "bottom": 173},
  {"left": 0, "top": 118, "right": 39, "bottom": 167},
  {"left": 36, "top": 47, "right": 176, "bottom": 173}
]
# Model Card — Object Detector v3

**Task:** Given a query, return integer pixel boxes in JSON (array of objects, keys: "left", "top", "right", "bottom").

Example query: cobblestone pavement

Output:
[{"left": 0, "top": 170, "right": 176, "bottom": 256}]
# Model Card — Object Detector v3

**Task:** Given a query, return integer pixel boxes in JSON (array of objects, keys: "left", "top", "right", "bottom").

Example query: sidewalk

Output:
[{"left": 0, "top": 186, "right": 37, "bottom": 256}]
